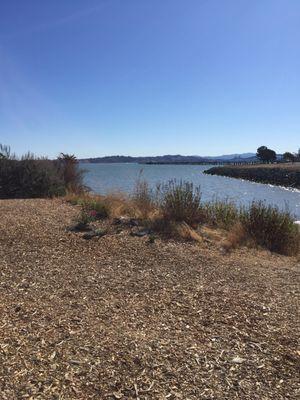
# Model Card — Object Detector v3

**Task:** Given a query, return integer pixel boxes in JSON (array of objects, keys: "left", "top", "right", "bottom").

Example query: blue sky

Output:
[{"left": 0, "top": 0, "right": 299, "bottom": 158}]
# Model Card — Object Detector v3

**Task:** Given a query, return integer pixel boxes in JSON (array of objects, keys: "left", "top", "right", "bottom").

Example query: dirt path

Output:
[{"left": 0, "top": 199, "right": 299, "bottom": 399}]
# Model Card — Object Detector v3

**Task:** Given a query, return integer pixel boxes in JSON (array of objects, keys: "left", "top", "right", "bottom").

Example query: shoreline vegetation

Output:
[
  {"left": 0, "top": 144, "right": 299, "bottom": 256},
  {"left": 204, "top": 163, "right": 300, "bottom": 189},
  {"left": 64, "top": 182, "right": 300, "bottom": 256}
]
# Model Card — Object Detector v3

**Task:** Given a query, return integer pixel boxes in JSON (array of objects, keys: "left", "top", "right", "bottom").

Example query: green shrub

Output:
[
  {"left": 240, "top": 201, "right": 299, "bottom": 255},
  {"left": 158, "top": 180, "right": 202, "bottom": 225},
  {"left": 0, "top": 145, "right": 85, "bottom": 199},
  {"left": 200, "top": 200, "right": 239, "bottom": 229},
  {"left": 76, "top": 209, "right": 94, "bottom": 226},
  {"left": 0, "top": 158, "right": 66, "bottom": 198}
]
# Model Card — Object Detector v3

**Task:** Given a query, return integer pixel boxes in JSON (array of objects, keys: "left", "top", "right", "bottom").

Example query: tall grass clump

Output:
[
  {"left": 200, "top": 199, "right": 239, "bottom": 229},
  {"left": 158, "top": 180, "right": 202, "bottom": 225},
  {"left": 0, "top": 144, "right": 86, "bottom": 199},
  {"left": 241, "top": 201, "right": 299, "bottom": 255},
  {"left": 132, "top": 178, "right": 155, "bottom": 219}
]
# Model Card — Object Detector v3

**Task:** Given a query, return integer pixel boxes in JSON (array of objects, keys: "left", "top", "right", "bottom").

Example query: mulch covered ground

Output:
[{"left": 0, "top": 199, "right": 299, "bottom": 399}]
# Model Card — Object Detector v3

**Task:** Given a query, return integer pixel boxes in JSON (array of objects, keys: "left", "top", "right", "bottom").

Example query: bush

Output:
[
  {"left": 158, "top": 180, "right": 202, "bottom": 225},
  {"left": 0, "top": 145, "right": 85, "bottom": 199},
  {"left": 0, "top": 158, "right": 66, "bottom": 198},
  {"left": 200, "top": 200, "right": 239, "bottom": 229},
  {"left": 76, "top": 208, "right": 95, "bottom": 226},
  {"left": 240, "top": 201, "right": 299, "bottom": 255}
]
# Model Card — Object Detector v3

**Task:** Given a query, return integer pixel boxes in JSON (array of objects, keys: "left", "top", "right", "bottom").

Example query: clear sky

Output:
[{"left": 0, "top": 0, "right": 299, "bottom": 158}]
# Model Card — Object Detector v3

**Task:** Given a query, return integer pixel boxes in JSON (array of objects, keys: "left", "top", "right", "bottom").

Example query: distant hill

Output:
[
  {"left": 79, "top": 153, "right": 258, "bottom": 164},
  {"left": 205, "top": 153, "right": 256, "bottom": 160}
]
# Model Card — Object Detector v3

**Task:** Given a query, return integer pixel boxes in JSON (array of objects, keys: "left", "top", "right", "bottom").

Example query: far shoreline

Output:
[{"left": 204, "top": 163, "right": 300, "bottom": 190}]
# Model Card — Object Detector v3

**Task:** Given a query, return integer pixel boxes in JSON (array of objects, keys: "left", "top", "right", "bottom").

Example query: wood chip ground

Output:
[{"left": 0, "top": 199, "right": 299, "bottom": 399}]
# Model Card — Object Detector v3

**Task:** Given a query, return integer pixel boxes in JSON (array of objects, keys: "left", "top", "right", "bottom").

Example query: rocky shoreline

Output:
[{"left": 204, "top": 163, "right": 300, "bottom": 189}]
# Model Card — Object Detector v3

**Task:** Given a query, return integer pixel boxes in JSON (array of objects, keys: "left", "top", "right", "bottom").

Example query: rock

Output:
[
  {"left": 130, "top": 229, "right": 152, "bottom": 237},
  {"left": 95, "top": 228, "right": 107, "bottom": 237},
  {"left": 66, "top": 222, "right": 90, "bottom": 232},
  {"left": 113, "top": 216, "right": 139, "bottom": 227},
  {"left": 82, "top": 229, "right": 107, "bottom": 240}
]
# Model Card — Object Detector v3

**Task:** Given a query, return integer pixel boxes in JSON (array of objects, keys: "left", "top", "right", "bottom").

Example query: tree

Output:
[
  {"left": 256, "top": 146, "right": 277, "bottom": 163},
  {"left": 57, "top": 153, "right": 85, "bottom": 192},
  {"left": 283, "top": 152, "right": 295, "bottom": 163}
]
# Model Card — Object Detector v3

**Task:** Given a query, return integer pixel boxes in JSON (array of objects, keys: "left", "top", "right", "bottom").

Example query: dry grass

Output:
[
  {"left": 132, "top": 179, "right": 155, "bottom": 220},
  {"left": 222, "top": 222, "right": 249, "bottom": 252},
  {"left": 64, "top": 190, "right": 300, "bottom": 256},
  {"left": 232, "top": 162, "right": 300, "bottom": 170},
  {"left": 175, "top": 222, "right": 203, "bottom": 242},
  {"left": 0, "top": 198, "right": 299, "bottom": 399},
  {"left": 102, "top": 192, "right": 136, "bottom": 219}
]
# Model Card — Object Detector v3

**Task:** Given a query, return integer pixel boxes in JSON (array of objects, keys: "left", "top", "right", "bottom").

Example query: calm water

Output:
[{"left": 81, "top": 163, "right": 300, "bottom": 220}]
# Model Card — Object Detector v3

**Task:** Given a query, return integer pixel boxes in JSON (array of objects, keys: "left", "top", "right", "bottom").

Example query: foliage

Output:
[
  {"left": 240, "top": 201, "right": 299, "bottom": 255},
  {"left": 81, "top": 198, "right": 109, "bottom": 220},
  {"left": 256, "top": 146, "right": 277, "bottom": 163},
  {"left": 283, "top": 152, "right": 296, "bottom": 162},
  {"left": 0, "top": 145, "right": 86, "bottom": 199},
  {"left": 158, "top": 180, "right": 202, "bottom": 225},
  {"left": 57, "top": 153, "right": 86, "bottom": 193},
  {"left": 0, "top": 157, "right": 66, "bottom": 198},
  {"left": 76, "top": 208, "right": 95, "bottom": 226},
  {"left": 200, "top": 199, "right": 239, "bottom": 229},
  {"left": 65, "top": 192, "right": 109, "bottom": 220}
]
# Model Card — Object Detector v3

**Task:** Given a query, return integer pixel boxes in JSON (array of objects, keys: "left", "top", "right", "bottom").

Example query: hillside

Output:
[{"left": 80, "top": 153, "right": 257, "bottom": 164}]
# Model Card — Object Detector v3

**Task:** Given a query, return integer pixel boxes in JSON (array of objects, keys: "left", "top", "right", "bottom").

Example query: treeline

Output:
[
  {"left": 257, "top": 146, "right": 300, "bottom": 163},
  {"left": 0, "top": 145, "right": 85, "bottom": 199}
]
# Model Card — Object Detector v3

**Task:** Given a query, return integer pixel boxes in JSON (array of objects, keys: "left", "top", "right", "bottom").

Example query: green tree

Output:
[
  {"left": 256, "top": 146, "right": 277, "bottom": 163},
  {"left": 283, "top": 152, "right": 295, "bottom": 162}
]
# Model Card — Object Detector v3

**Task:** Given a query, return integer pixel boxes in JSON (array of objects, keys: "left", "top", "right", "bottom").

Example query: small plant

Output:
[
  {"left": 240, "top": 201, "right": 300, "bottom": 255},
  {"left": 158, "top": 180, "right": 202, "bottom": 225},
  {"left": 65, "top": 193, "right": 109, "bottom": 220},
  {"left": 77, "top": 209, "right": 95, "bottom": 226},
  {"left": 148, "top": 234, "right": 156, "bottom": 243},
  {"left": 81, "top": 198, "right": 109, "bottom": 220},
  {"left": 200, "top": 199, "right": 239, "bottom": 229}
]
